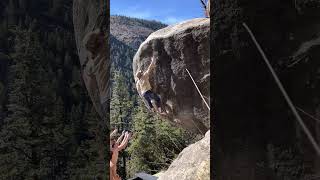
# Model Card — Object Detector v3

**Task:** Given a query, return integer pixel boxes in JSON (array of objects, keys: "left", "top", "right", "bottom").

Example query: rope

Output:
[
  {"left": 186, "top": 69, "right": 210, "bottom": 111},
  {"left": 242, "top": 22, "right": 320, "bottom": 156},
  {"left": 296, "top": 106, "right": 320, "bottom": 123}
]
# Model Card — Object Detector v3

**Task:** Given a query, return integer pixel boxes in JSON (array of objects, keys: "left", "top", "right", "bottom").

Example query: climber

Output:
[
  {"left": 135, "top": 57, "right": 165, "bottom": 115},
  {"left": 110, "top": 130, "right": 132, "bottom": 180}
]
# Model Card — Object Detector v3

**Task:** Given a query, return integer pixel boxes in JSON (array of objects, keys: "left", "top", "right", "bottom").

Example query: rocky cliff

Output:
[
  {"left": 158, "top": 130, "right": 210, "bottom": 180},
  {"left": 73, "top": 0, "right": 109, "bottom": 119},
  {"left": 111, "top": 16, "right": 166, "bottom": 50},
  {"left": 133, "top": 18, "right": 210, "bottom": 134},
  {"left": 213, "top": 0, "right": 320, "bottom": 179}
]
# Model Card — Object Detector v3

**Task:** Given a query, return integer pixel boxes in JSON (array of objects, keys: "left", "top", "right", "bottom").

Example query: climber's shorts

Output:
[{"left": 142, "top": 90, "right": 161, "bottom": 109}]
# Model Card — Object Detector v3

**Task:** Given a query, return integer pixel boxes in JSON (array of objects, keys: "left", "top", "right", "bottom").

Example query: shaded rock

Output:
[
  {"left": 133, "top": 18, "right": 210, "bottom": 134},
  {"left": 158, "top": 131, "right": 210, "bottom": 180},
  {"left": 73, "top": 0, "right": 109, "bottom": 119},
  {"left": 212, "top": 0, "right": 320, "bottom": 179}
]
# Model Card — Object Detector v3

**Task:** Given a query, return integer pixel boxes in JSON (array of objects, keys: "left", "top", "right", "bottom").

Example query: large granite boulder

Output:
[
  {"left": 133, "top": 18, "right": 210, "bottom": 134},
  {"left": 158, "top": 131, "right": 210, "bottom": 180}
]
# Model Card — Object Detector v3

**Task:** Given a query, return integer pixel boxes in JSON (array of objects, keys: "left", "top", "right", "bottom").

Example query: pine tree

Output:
[
  {"left": 40, "top": 97, "right": 71, "bottom": 179},
  {"left": 0, "top": 28, "right": 53, "bottom": 179},
  {"left": 110, "top": 70, "right": 134, "bottom": 179},
  {"left": 0, "top": 1, "right": 106, "bottom": 179},
  {"left": 66, "top": 103, "right": 106, "bottom": 179},
  {"left": 110, "top": 70, "right": 133, "bottom": 131},
  {"left": 127, "top": 99, "right": 189, "bottom": 177}
]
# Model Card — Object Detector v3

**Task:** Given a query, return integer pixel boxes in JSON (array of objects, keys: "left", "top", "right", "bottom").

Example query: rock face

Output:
[
  {"left": 213, "top": 0, "right": 320, "bottom": 179},
  {"left": 158, "top": 131, "right": 210, "bottom": 180},
  {"left": 73, "top": 0, "right": 109, "bottom": 119},
  {"left": 133, "top": 18, "right": 210, "bottom": 134}
]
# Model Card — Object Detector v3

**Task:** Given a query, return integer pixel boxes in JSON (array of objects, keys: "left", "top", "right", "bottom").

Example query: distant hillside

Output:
[{"left": 111, "top": 15, "right": 167, "bottom": 50}]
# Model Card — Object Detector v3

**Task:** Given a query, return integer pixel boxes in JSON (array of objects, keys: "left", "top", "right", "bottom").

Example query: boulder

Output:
[
  {"left": 133, "top": 18, "right": 210, "bottom": 134},
  {"left": 73, "top": 0, "right": 109, "bottom": 119},
  {"left": 158, "top": 131, "right": 210, "bottom": 180}
]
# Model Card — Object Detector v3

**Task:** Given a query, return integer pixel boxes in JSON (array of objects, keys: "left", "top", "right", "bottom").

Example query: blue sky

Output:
[{"left": 110, "top": 0, "right": 206, "bottom": 25}]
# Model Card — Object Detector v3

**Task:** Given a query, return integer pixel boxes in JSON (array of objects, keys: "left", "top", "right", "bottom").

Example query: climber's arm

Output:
[
  {"left": 144, "top": 57, "right": 156, "bottom": 76},
  {"left": 110, "top": 161, "right": 115, "bottom": 177},
  {"left": 110, "top": 149, "right": 119, "bottom": 169}
]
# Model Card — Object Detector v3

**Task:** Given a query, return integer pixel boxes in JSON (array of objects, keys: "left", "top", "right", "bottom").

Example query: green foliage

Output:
[
  {"left": 111, "top": 70, "right": 134, "bottom": 130},
  {"left": 110, "top": 35, "right": 136, "bottom": 93},
  {"left": 110, "top": 70, "right": 135, "bottom": 179},
  {"left": 126, "top": 101, "right": 189, "bottom": 177},
  {"left": 0, "top": 0, "right": 106, "bottom": 178},
  {"left": 0, "top": 28, "right": 61, "bottom": 179},
  {"left": 66, "top": 105, "right": 106, "bottom": 180}
]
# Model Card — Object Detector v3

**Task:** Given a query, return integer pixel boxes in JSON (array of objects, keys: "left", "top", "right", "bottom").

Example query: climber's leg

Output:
[
  {"left": 153, "top": 93, "right": 163, "bottom": 113},
  {"left": 149, "top": 91, "right": 165, "bottom": 114},
  {"left": 142, "top": 90, "right": 154, "bottom": 111}
]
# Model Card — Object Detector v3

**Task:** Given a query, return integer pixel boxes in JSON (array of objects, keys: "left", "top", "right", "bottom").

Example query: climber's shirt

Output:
[{"left": 137, "top": 74, "right": 152, "bottom": 94}]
